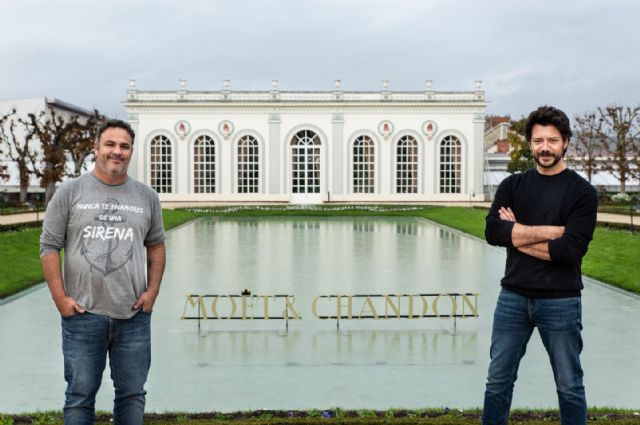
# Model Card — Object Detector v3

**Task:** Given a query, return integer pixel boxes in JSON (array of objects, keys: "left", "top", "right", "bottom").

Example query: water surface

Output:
[{"left": 1, "top": 217, "right": 638, "bottom": 412}]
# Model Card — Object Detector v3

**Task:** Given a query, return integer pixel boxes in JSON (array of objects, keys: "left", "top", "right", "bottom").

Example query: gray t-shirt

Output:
[{"left": 40, "top": 173, "right": 165, "bottom": 319}]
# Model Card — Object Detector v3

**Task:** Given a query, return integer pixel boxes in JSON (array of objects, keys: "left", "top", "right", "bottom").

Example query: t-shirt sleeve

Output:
[
  {"left": 39, "top": 185, "right": 70, "bottom": 257},
  {"left": 144, "top": 192, "right": 165, "bottom": 247},
  {"left": 485, "top": 176, "right": 515, "bottom": 248},
  {"left": 548, "top": 184, "right": 598, "bottom": 263}
]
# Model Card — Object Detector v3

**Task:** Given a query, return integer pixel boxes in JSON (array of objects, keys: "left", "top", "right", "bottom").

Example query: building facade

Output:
[{"left": 124, "top": 80, "right": 487, "bottom": 203}]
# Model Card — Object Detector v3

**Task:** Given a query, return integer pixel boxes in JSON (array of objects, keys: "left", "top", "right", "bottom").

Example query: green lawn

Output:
[
  {"left": 0, "top": 206, "right": 638, "bottom": 299},
  {"left": 3, "top": 409, "right": 639, "bottom": 424},
  {"left": 416, "top": 207, "right": 486, "bottom": 238},
  {"left": 598, "top": 205, "right": 639, "bottom": 215},
  {"left": 583, "top": 228, "right": 640, "bottom": 294},
  {"left": 0, "top": 228, "right": 43, "bottom": 298},
  {"left": 0, "top": 206, "right": 40, "bottom": 215}
]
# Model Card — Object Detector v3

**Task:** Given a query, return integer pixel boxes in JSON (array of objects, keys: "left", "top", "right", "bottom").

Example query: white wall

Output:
[{"left": 128, "top": 101, "right": 486, "bottom": 203}]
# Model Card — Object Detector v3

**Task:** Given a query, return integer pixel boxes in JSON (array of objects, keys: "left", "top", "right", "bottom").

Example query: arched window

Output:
[
  {"left": 353, "top": 135, "right": 375, "bottom": 193},
  {"left": 291, "top": 130, "right": 321, "bottom": 194},
  {"left": 149, "top": 135, "right": 172, "bottom": 193},
  {"left": 237, "top": 135, "right": 260, "bottom": 193},
  {"left": 193, "top": 135, "right": 216, "bottom": 193},
  {"left": 439, "top": 135, "right": 462, "bottom": 193},
  {"left": 395, "top": 135, "right": 418, "bottom": 193}
]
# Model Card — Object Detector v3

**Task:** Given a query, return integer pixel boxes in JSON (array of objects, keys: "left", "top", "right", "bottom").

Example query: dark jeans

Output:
[
  {"left": 483, "top": 288, "right": 586, "bottom": 425},
  {"left": 61, "top": 311, "right": 151, "bottom": 425}
]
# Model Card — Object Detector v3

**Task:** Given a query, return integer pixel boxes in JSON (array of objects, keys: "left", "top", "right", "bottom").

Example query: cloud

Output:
[{"left": 1, "top": 0, "right": 639, "bottom": 119}]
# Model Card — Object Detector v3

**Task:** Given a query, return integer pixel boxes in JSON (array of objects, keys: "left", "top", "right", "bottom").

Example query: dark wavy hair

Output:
[
  {"left": 525, "top": 105, "right": 572, "bottom": 143},
  {"left": 96, "top": 119, "right": 135, "bottom": 144}
]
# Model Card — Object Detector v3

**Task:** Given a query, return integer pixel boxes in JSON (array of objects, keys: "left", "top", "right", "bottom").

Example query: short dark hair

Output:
[
  {"left": 525, "top": 105, "right": 572, "bottom": 143},
  {"left": 96, "top": 119, "right": 135, "bottom": 144}
]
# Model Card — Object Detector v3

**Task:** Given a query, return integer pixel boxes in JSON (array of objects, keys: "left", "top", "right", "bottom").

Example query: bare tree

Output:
[
  {"left": 1, "top": 109, "right": 36, "bottom": 203},
  {"left": 2, "top": 106, "right": 102, "bottom": 205},
  {"left": 0, "top": 111, "right": 12, "bottom": 183},
  {"left": 20, "top": 110, "right": 79, "bottom": 204},
  {"left": 65, "top": 110, "right": 103, "bottom": 177},
  {"left": 571, "top": 111, "right": 606, "bottom": 183},
  {"left": 598, "top": 105, "right": 640, "bottom": 194}
]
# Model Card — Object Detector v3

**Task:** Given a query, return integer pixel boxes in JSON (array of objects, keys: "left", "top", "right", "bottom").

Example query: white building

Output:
[
  {"left": 0, "top": 97, "right": 94, "bottom": 201},
  {"left": 124, "top": 80, "right": 487, "bottom": 204}
]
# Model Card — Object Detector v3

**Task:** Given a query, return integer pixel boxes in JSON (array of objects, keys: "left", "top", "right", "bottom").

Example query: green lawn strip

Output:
[
  {"left": 0, "top": 228, "right": 43, "bottom": 298},
  {"left": 583, "top": 228, "right": 640, "bottom": 294},
  {"left": 3, "top": 409, "right": 639, "bottom": 424},
  {"left": 92, "top": 419, "right": 640, "bottom": 425},
  {"left": 163, "top": 208, "right": 211, "bottom": 231},
  {"left": 414, "top": 207, "right": 486, "bottom": 239},
  {"left": 1, "top": 206, "right": 638, "bottom": 299},
  {"left": 0, "top": 207, "right": 38, "bottom": 215},
  {"left": 0, "top": 221, "right": 43, "bottom": 233},
  {"left": 598, "top": 205, "right": 639, "bottom": 215}
]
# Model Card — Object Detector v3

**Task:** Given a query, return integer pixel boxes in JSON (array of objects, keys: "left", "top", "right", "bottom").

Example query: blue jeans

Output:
[
  {"left": 61, "top": 311, "right": 151, "bottom": 425},
  {"left": 483, "top": 288, "right": 586, "bottom": 425}
]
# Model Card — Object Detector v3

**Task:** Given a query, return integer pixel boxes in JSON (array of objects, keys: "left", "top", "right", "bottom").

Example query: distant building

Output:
[
  {"left": 0, "top": 97, "right": 94, "bottom": 203},
  {"left": 483, "top": 116, "right": 638, "bottom": 196},
  {"left": 484, "top": 115, "right": 511, "bottom": 154},
  {"left": 124, "top": 80, "right": 488, "bottom": 203},
  {"left": 483, "top": 116, "right": 513, "bottom": 197}
]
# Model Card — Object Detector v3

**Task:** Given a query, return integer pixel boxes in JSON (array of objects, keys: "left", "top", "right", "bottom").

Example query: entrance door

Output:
[{"left": 290, "top": 130, "right": 322, "bottom": 204}]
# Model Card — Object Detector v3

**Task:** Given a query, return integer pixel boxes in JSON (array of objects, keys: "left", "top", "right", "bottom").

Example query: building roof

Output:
[
  {"left": 46, "top": 98, "right": 94, "bottom": 117},
  {"left": 123, "top": 80, "right": 486, "bottom": 107},
  {"left": 0, "top": 97, "right": 93, "bottom": 117}
]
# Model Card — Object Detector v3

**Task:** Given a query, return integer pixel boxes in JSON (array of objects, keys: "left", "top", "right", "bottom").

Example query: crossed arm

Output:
[{"left": 498, "top": 207, "right": 564, "bottom": 261}]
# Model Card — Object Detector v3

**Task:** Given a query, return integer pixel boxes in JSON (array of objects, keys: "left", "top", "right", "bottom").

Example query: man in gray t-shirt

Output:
[{"left": 40, "top": 119, "right": 165, "bottom": 425}]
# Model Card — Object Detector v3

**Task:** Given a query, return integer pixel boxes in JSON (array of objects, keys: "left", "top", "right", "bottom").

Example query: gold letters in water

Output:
[{"left": 181, "top": 293, "right": 479, "bottom": 320}]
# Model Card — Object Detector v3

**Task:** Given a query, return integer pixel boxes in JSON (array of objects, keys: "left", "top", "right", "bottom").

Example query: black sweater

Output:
[{"left": 485, "top": 168, "right": 598, "bottom": 298}]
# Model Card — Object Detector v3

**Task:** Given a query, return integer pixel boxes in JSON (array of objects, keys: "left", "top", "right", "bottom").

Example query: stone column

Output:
[
  {"left": 219, "top": 133, "right": 231, "bottom": 195},
  {"left": 269, "top": 113, "right": 281, "bottom": 194},
  {"left": 472, "top": 112, "right": 486, "bottom": 197},
  {"left": 331, "top": 112, "right": 344, "bottom": 197},
  {"left": 126, "top": 111, "right": 141, "bottom": 182}
]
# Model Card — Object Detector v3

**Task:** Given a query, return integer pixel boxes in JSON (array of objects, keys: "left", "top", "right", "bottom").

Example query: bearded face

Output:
[
  {"left": 94, "top": 128, "right": 133, "bottom": 183},
  {"left": 529, "top": 124, "right": 568, "bottom": 173}
]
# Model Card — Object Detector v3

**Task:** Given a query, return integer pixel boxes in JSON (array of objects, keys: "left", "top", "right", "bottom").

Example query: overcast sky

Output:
[{"left": 2, "top": 0, "right": 638, "bottom": 120}]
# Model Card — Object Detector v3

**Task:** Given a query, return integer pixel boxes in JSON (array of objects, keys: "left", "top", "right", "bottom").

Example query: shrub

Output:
[{"left": 610, "top": 193, "right": 633, "bottom": 204}]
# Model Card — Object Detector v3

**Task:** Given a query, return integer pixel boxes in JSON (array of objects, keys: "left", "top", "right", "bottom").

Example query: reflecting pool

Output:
[{"left": 1, "top": 217, "right": 638, "bottom": 412}]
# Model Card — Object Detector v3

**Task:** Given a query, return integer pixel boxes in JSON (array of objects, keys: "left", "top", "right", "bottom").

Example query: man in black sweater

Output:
[{"left": 482, "top": 106, "right": 598, "bottom": 425}]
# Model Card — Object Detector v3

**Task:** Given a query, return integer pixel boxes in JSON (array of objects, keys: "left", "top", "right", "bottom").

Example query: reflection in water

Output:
[
  {"left": 292, "top": 221, "right": 320, "bottom": 230},
  {"left": 396, "top": 222, "right": 418, "bottom": 235},
  {"left": 353, "top": 221, "right": 375, "bottom": 233},
  {"left": 178, "top": 330, "right": 479, "bottom": 366}
]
